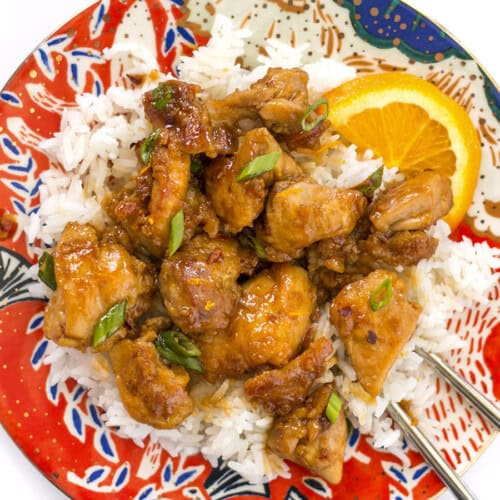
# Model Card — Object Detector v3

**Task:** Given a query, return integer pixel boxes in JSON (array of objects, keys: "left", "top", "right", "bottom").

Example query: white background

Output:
[{"left": 0, "top": 1, "right": 498, "bottom": 499}]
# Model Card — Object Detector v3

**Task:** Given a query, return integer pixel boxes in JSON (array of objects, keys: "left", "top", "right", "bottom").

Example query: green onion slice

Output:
[
  {"left": 38, "top": 252, "right": 56, "bottom": 290},
  {"left": 236, "top": 152, "right": 281, "bottom": 182},
  {"left": 359, "top": 166, "right": 384, "bottom": 197},
  {"left": 92, "top": 300, "right": 127, "bottom": 347},
  {"left": 155, "top": 331, "right": 202, "bottom": 372},
  {"left": 190, "top": 159, "right": 204, "bottom": 174},
  {"left": 140, "top": 128, "right": 161, "bottom": 164},
  {"left": 249, "top": 235, "right": 266, "bottom": 260},
  {"left": 157, "top": 330, "right": 201, "bottom": 358},
  {"left": 369, "top": 278, "right": 393, "bottom": 311},
  {"left": 301, "top": 98, "right": 329, "bottom": 132},
  {"left": 152, "top": 83, "right": 173, "bottom": 110},
  {"left": 168, "top": 209, "right": 184, "bottom": 257},
  {"left": 325, "top": 391, "right": 342, "bottom": 424}
]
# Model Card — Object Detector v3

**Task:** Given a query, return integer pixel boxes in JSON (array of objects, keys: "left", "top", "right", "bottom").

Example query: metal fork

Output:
[{"left": 387, "top": 347, "right": 500, "bottom": 500}]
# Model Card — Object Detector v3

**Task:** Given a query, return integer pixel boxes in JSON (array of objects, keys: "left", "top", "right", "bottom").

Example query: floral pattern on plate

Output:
[{"left": 0, "top": 1, "right": 498, "bottom": 498}]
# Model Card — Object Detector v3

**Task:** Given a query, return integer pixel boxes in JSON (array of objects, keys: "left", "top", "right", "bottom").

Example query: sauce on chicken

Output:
[{"left": 41, "top": 67, "right": 454, "bottom": 484}]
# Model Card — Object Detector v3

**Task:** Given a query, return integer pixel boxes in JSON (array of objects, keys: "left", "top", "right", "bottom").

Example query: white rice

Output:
[{"left": 21, "top": 14, "right": 500, "bottom": 483}]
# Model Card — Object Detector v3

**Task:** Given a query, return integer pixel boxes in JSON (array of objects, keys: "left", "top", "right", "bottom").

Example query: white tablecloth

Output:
[{"left": 0, "top": 1, "right": 497, "bottom": 498}]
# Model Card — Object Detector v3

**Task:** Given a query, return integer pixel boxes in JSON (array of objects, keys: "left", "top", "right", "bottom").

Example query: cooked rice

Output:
[{"left": 20, "top": 14, "right": 500, "bottom": 483}]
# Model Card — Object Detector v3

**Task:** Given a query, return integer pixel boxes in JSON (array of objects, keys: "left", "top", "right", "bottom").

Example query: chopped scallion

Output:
[
  {"left": 325, "top": 391, "right": 342, "bottom": 424},
  {"left": 38, "top": 252, "right": 56, "bottom": 290},
  {"left": 369, "top": 278, "right": 393, "bottom": 311},
  {"left": 301, "top": 98, "right": 329, "bottom": 132},
  {"left": 236, "top": 152, "right": 281, "bottom": 182},
  {"left": 92, "top": 300, "right": 127, "bottom": 347},
  {"left": 359, "top": 166, "right": 384, "bottom": 197},
  {"left": 140, "top": 128, "right": 161, "bottom": 164},
  {"left": 152, "top": 83, "right": 173, "bottom": 110},
  {"left": 159, "top": 330, "right": 201, "bottom": 357},
  {"left": 155, "top": 330, "right": 202, "bottom": 372},
  {"left": 249, "top": 235, "right": 267, "bottom": 260},
  {"left": 168, "top": 209, "right": 184, "bottom": 257}
]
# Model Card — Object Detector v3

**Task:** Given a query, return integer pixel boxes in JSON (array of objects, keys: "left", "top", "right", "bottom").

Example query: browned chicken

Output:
[
  {"left": 370, "top": 171, "right": 453, "bottom": 232},
  {"left": 104, "top": 131, "right": 190, "bottom": 257},
  {"left": 268, "top": 384, "right": 348, "bottom": 484},
  {"left": 159, "top": 234, "right": 257, "bottom": 335},
  {"left": 204, "top": 128, "right": 303, "bottom": 233},
  {"left": 43, "top": 223, "right": 155, "bottom": 349},
  {"left": 357, "top": 230, "right": 438, "bottom": 269},
  {"left": 143, "top": 80, "right": 235, "bottom": 157},
  {"left": 207, "top": 68, "right": 309, "bottom": 135},
  {"left": 109, "top": 338, "right": 193, "bottom": 429},
  {"left": 182, "top": 180, "right": 220, "bottom": 241},
  {"left": 283, "top": 120, "right": 331, "bottom": 151},
  {"left": 330, "top": 269, "right": 421, "bottom": 397},
  {"left": 258, "top": 181, "right": 367, "bottom": 259},
  {"left": 244, "top": 337, "right": 334, "bottom": 416},
  {"left": 200, "top": 263, "right": 316, "bottom": 382}
]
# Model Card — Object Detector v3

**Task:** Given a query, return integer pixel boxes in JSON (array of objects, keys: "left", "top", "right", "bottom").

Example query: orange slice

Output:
[{"left": 324, "top": 72, "right": 481, "bottom": 229}]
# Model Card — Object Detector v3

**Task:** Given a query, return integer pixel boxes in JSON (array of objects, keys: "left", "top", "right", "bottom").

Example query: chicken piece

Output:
[
  {"left": 307, "top": 236, "right": 350, "bottom": 274},
  {"left": 357, "top": 230, "right": 438, "bottom": 269},
  {"left": 311, "top": 268, "right": 365, "bottom": 305},
  {"left": 244, "top": 337, "right": 334, "bottom": 416},
  {"left": 103, "top": 131, "right": 190, "bottom": 257},
  {"left": 204, "top": 128, "right": 303, "bottom": 233},
  {"left": 109, "top": 338, "right": 193, "bottom": 429},
  {"left": 306, "top": 215, "right": 372, "bottom": 276},
  {"left": 330, "top": 269, "right": 421, "bottom": 397},
  {"left": 267, "top": 384, "right": 347, "bottom": 484},
  {"left": 258, "top": 181, "right": 367, "bottom": 258},
  {"left": 370, "top": 171, "right": 453, "bottom": 232},
  {"left": 143, "top": 80, "right": 235, "bottom": 157},
  {"left": 282, "top": 119, "right": 330, "bottom": 151},
  {"left": 182, "top": 180, "right": 220, "bottom": 241},
  {"left": 200, "top": 263, "right": 316, "bottom": 382},
  {"left": 100, "top": 224, "right": 134, "bottom": 253},
  {"left": 159, "top": 234, "right": 257, "bottom": 335},
  {"left": 43, "top": 223, "right": 155, "bottom": 350},
  {"left": 207, "top": 68, "right": 309, "bottom": 135}
]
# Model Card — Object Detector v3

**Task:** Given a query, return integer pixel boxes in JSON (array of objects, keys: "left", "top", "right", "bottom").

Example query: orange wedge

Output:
[{"left": 324, "top": 72, "right": 481, "bottom": 229}]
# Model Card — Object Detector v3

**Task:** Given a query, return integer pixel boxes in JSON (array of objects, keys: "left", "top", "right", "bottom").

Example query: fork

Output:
[{"left": 387, "top": 347, "right": 500, "bottom": 500}]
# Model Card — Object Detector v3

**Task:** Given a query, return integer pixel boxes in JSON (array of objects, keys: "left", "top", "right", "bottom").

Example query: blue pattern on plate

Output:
[
  {"left": 0, "top": 248, "right": 44, "bottom": 308},
  {"left": 203, "top": 460, "right": 271, "bottom": 499},
  {"left": 0, "top": 91, "right": 22, "bottom": 107},
  {"left": 31, "top": 339, "right": 48, "bottom": 367},
  {"left": 336, "top": 0, "right": 469, "bottom": 62},
  {"left": 285, "top": 485, "right": 308, "bottom": 500}
]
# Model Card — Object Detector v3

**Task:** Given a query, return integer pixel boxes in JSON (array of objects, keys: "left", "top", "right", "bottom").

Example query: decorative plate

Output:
[{"left": 0, "top": 0, "right": 498, "bottom": 499}]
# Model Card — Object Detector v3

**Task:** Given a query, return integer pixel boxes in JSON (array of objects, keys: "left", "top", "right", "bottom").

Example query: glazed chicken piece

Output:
[
  {"left": 200, "top": 263, "right": 316, "bottom": 382},
  {"left": 109, "top": 338, "right": 193, "bottom": 429},
  {"left": 103, "top": 131, "right": 190, "bottom": 257},
  {"left": 357, "top": 230, "right": 438, "bottom": 269},
  {"left": 182, "top": 180, "right": 220, "bottom": 241},
  {"left": 43, "top": 223, "right": 155, "bottom": 350},
  {"left": 143, "top": 80, "right": 235, "bottom": 157},
  {"left": 330, "top": 269, "right": 421, "bottom": 397},
  {"left": 244, "top": 337, "right": 334, "bottom": 416},
  {"left": 283, "top": 119, "right": 331, "bottom": 151},
  {"left": 207, "top": 68, "right": 309, "bottom": 135},
  {"left": 204, "top": 128, "right": 303, "bottom": 233},
  {"left": 268, "top": 384, "right": 348, "bottom": 484},
  {"left": 370, "top": 171, "right": 453, "bottom": 232},
  {"left": 257, "top": 181, "right": 367, "bottom": 259},
  {"left": 159, "top": 234, "right": 258, "bottom": 335}
]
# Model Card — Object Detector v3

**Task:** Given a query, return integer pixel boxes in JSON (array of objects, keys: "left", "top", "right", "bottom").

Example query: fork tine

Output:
[
  {"left": 415, "top": 346, "right": 500, "bottom": 429},
  {"left": 387, "top": 402, "right": 478, "bottom": 500}
]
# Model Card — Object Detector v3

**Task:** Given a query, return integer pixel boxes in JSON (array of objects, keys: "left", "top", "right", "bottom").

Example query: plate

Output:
[{"left": 0, "top": 0, "right": 498, "bottom": 498}]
